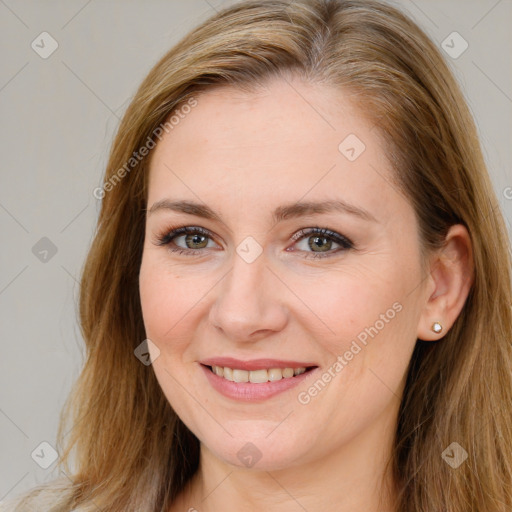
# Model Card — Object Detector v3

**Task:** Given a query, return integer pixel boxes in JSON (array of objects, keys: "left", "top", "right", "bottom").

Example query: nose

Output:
[{"left": 208, "top": 250, "right": 289, "bottom": 343}]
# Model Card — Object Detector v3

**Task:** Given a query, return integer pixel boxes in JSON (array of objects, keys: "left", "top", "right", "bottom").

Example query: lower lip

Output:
[{"left": 200, "top": 364, "right": 317, "bottom": 402}]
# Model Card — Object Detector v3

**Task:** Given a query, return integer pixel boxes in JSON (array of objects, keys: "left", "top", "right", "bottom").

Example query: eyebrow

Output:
[{"left": 148, "top": 198, "right": 377, "bottom": 223}]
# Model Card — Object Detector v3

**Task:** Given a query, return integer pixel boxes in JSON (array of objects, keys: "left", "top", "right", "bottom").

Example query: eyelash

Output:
[{"left": 153, "top": 225, "right": 354, "bottom": 259}]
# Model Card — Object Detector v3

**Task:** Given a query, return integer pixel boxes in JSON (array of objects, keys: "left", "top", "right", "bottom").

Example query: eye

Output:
[
  {"left": 153, "top": 225, "right": 354, "bottom": 259},
  {"left": 153, "top": 226, "right": 218, "bottom": 256},
  {"left": 289, "top": 227, "right": 354, "bottom": 259}
]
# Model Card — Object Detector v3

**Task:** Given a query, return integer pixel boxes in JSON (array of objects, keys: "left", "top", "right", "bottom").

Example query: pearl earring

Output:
[{"left": 431, "top": 321, "right": 443, "bottom": 333}]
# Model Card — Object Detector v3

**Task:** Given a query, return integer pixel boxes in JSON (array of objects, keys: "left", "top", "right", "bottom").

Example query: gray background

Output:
[{"left": 1, "top": 0, "right": 511, "bottom": 502}]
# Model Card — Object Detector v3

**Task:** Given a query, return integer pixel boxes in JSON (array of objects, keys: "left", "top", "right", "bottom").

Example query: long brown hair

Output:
[{"left": 5, "top": 1, "right": 511, "bottom": 510}]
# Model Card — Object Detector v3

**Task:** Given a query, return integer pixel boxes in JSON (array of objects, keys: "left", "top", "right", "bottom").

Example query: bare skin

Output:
[{"left": 138, "top": 75, "right": 473, "bottom": 512}]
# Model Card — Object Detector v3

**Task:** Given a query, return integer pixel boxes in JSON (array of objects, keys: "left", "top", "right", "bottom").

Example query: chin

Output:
[{"left": 197, "top": 422, "right": 319, "bottom": 472}]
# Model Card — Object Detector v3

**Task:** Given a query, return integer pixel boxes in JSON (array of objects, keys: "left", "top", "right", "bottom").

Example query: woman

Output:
[{"left": 3, "top": 0, "right": 511, "bottom": 510}]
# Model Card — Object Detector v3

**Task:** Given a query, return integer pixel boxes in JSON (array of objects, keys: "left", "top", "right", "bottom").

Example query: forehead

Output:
[{"left": 147, "top": 77, "right": 403, "bottom": 222}]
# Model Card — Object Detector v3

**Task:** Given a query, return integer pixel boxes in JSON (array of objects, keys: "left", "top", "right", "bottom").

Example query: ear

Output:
[{"left": 417, "top": 224, "right": 474, "bottom": 341}]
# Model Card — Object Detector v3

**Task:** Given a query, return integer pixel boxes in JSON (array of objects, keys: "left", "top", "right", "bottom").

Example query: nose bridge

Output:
[{"left": 209, "top": 248, "right": 287, "bottom": 340}]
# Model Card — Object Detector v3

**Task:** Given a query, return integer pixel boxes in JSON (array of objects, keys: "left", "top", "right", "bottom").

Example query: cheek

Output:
[
  {"left": 289, "top": 263, "right": 401, "bottom": 344},
  {"left": 139, "top": 258, "right": 200, "bottom": 411},
  {"left": 139, "top": 257, "right": 192, "bottom": 350},
  {"left": 139, "top": 252, "right": 222, "bottom": 365},
  {"left": 289, "top": 255, "right": 420, "bottom": 387}
]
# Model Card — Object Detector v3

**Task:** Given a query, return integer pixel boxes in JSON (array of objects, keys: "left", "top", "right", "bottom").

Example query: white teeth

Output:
[
  {"left": 268, "top": 368, "right": 283, "bottom": 381},
  {"left": 211, "top": 365, "right": 308, "bottom": 383},
  {"left": 232, "top": 369, "right": 249, "bottom": 383},
  {"left": 249, "top": 369, "right": 268, "bottom": 383},
  {"left": 282, "top": 368, "right": 294, "bottom": 378}
]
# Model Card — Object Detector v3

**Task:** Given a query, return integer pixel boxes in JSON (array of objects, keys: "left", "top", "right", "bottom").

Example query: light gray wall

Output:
[{"left": 1, "top": 0, "right": 511, "bottom": 501}]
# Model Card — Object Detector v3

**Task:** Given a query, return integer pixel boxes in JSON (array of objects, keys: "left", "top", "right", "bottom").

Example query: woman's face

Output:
[{"left": 139, "top": 77, "right": 430, "bottom": 471}]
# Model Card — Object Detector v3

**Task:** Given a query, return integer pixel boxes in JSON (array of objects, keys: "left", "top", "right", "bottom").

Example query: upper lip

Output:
[{"left": 200, "top": 357, "right": 318, "bottom": 371}]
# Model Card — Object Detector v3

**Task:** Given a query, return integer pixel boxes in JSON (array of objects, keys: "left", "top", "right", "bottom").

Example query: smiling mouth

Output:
[{"left": 204, "top": 364, "right": 317, "bottom": 383}]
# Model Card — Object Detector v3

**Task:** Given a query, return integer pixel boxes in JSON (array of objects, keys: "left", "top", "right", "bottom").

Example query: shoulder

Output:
[{"left": 0, "top": 477, "right": 77, "bottom": 512}]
